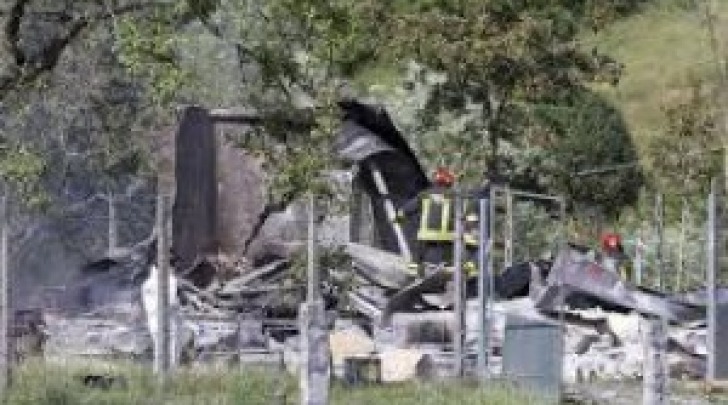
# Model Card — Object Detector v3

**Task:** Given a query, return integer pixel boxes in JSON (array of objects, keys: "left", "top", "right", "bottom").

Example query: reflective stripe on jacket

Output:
[
  {"left": 417, "top": 194, "right": 454, "bottom": 242},
  {"left": 416, "top": 194, "right": 480, "bottom": 245}
]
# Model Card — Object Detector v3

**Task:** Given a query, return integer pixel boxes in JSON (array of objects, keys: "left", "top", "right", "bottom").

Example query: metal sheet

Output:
[
  {"left": 535, "top": 247, "right": 704, "bottom": 323},
  {"left": 382, "top": 268, "right": 451, "bottom": 323},
  {"left": 346, "top": 243, "right": 413, "bottom": 290},
  {"left": 334, "top": 100, "right": 430, "bottom": 254}
]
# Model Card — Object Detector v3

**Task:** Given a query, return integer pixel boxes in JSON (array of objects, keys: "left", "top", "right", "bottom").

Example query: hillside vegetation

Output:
[
  {"left": 1, "top": 0, "right": 726, "bottom": 247},
  {"left": 585, "top": 1, "right": 728, "bottom": 187}
]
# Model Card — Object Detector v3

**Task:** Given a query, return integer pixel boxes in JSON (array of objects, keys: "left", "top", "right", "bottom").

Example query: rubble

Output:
[
  {"left": 43, "top": 315, "right": 151, "bottom": 359},
  {"left": 378, "top": 349, "right": 431, "bottom": 382},
  {"left": 34, "top": 101, "right": 716, "bottom": 394},
  {"left": 330, "top": 328, "right": 376, "bottom": 376},
  {"left": 345, "top": 243, "right": 413, "bottom": 290},
  {"left": 336, "top": 237, "right": 712, "bottom": 385},
  {"left": 534, "top": 248, "right": 704, "bottom": 322}
]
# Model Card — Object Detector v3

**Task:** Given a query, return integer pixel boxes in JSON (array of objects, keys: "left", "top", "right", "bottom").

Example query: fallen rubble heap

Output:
[
  {"left": 26, "top": 99, "right": 716, "bottom": 388},
  {"left": 31, "top": 239, "right": 714, "bottom": 386},
  {"left": 335, "top": 242, "right": 711, "bottom": 383}
]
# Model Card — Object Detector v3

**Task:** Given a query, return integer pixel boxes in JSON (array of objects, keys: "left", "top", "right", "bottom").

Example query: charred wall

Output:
[{"left": 173, "top": 107, "right": 218, "bottom": 272}]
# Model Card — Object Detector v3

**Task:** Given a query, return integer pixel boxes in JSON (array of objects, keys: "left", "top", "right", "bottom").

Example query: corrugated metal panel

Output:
[{"left": 502, "top": 315, "right": 561, "bottom": 399}]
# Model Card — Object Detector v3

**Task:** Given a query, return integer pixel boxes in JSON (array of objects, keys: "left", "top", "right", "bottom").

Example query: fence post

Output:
[
  {"left": 634, "top": 226, "right": 644, "bottom": 286},
  {"left": 477, "top": 197, "right": 490, "bottom": 379},
  {"left": 154, "top": 194, "right": 171, "bottom": 382},
  {"left": 0, "top": 194, "right": 11, "bottom": 395},
  {"left": 643, "top": 316, "right": 668, "bottom": 405},
  {"left": 107, "top": 191, "right": 117, "bottom": 256},
  {"left": 677, "top": 200, "right": 687, "bottom": 291},
  {"left": 504, "top": 188, "right": 513, "bottom": 269},
  {"left": 488, "top": 187, "right": 496, "bottom": 306},
  {"left": 654, "top": 194, "right": 664, "bottom": 290},
  {"left": 557, "top": 196, "right": 567, "bottom": 403},
  {"left": 300, "top": 194, "right": 329, "bottom": 405},
  {"left": 453, "top": 191, "right": 465, "bottom": 378}
]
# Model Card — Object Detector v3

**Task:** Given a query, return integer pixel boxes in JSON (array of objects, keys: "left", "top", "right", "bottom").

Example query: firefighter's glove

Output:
[
  {"left": 464, "top": 261, "right": 478, "bottom": 277},
  {"left": 406, "top": 262, "right": 421, "bottom": 276}
]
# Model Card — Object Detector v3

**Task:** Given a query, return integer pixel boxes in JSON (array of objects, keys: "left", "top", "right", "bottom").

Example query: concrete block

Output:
[{"left": 330, "top": 329, "right": 376, "bottom": 378}]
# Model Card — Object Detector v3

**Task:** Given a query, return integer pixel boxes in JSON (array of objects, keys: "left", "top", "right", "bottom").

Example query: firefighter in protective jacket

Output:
[
  {"left": 396, "top": 167, "right": 478, "bottom": 275},
  {"left": 600, "top": 232, "right": 632, "bottom": 282}
]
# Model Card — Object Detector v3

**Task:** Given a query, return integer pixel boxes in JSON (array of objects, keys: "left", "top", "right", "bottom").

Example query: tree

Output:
[
  {"left": 646, "top": 79, "right": 722, "bottom": 201},
  {"left": 380, "top": 0, "right": 623, "bottom": 186},
  {"left": 531, "top": 89, "right": 642, "bottom": 213}
]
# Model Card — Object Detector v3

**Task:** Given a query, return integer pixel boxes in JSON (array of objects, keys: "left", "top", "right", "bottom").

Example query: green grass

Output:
[
  {"left": 583, "top": 1, "right": 728, "bottom": 166},
  {"left": 331, "top": 379, "right": 546, "bottom": 405},
  {"left": 6, "top": 360, "right": 287, "bottom": 405},
  {"left": 5, "top": 360, "right": 547, "bottom": 405}
]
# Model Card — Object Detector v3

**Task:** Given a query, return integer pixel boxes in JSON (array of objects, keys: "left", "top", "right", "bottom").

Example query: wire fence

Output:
[{"left": 0, "top": 181, "right": 722, "bottom": 405}]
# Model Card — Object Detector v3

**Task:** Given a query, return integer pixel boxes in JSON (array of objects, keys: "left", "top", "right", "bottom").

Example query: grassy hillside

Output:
[{"left": 583, "top": 1, "right": 728, "bottom": 174}]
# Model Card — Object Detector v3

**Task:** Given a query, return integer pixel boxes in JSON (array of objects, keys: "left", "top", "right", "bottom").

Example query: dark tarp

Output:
[
  {"left": 491, "top": 260, "right": 551, "bottom": 299},
  {"left": 334, "top": 100, "right": 430, "bottom": 254}
]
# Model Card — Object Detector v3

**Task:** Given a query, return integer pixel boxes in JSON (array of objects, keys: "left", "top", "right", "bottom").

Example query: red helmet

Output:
[
  {"left": 601, "top": 233, "right": 621, "bottom": 252},
  {"left": 433, "top": 167, "right": 455, "bottom": 187}
]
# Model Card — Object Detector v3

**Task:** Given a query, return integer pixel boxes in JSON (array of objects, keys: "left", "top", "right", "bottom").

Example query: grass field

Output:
[
  {"left": 584, "top": 1, "right": 728, "bottom": 166},
  {"left": 5, "top": 360, "right": 548, "bottom": 405}
]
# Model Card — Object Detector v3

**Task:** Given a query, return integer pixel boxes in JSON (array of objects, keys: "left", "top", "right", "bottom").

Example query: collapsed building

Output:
[{"left": 31, "top": 100, "right": 722, "bottom": 392}]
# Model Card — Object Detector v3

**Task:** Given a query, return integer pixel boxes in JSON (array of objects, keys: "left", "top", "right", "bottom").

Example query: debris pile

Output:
[
  {"left": 177, "top": 257, "right": 301, "bottom": 318},
  {"left": 37, "top": 247, "right": 310, "bottom": 362},
  {"left": 35, "top": 234, "right": 712, "bottom": 386},
  {"left": 31, "top": 101, "right": 715, "bottom": 390},
  {"left": 327, "top": 243, "right": 711, "bottom": 384}
]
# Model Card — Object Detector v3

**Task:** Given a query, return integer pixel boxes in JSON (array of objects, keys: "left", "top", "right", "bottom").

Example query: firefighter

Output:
[
  {"left": 600, "top": 232, "right": 632, "bottom": 281},
  {"left": 396, "top": 167, "right": 479, "bottom": 276}
]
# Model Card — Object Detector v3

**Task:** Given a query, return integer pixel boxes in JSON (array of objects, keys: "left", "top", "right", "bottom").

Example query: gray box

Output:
[
  {"left": 502, "top": 315, "right": 562, "bottom": 399},
  {"left": 713, "top": 303, "right": 728, "bottom": 379}
]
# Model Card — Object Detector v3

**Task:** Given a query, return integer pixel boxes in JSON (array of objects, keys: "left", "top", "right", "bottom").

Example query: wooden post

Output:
[
  {"left": 452, "top": 191, "right": 465, "bottom": 378},
  {"left": 300, "top": 194, "right": 329, "bottom": 405},
  {"left": 0, "top": 195, "right": 11, "bottom": 395},
  {"left": 154, "top": 194, "right": 171, "bottom": 381}
]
